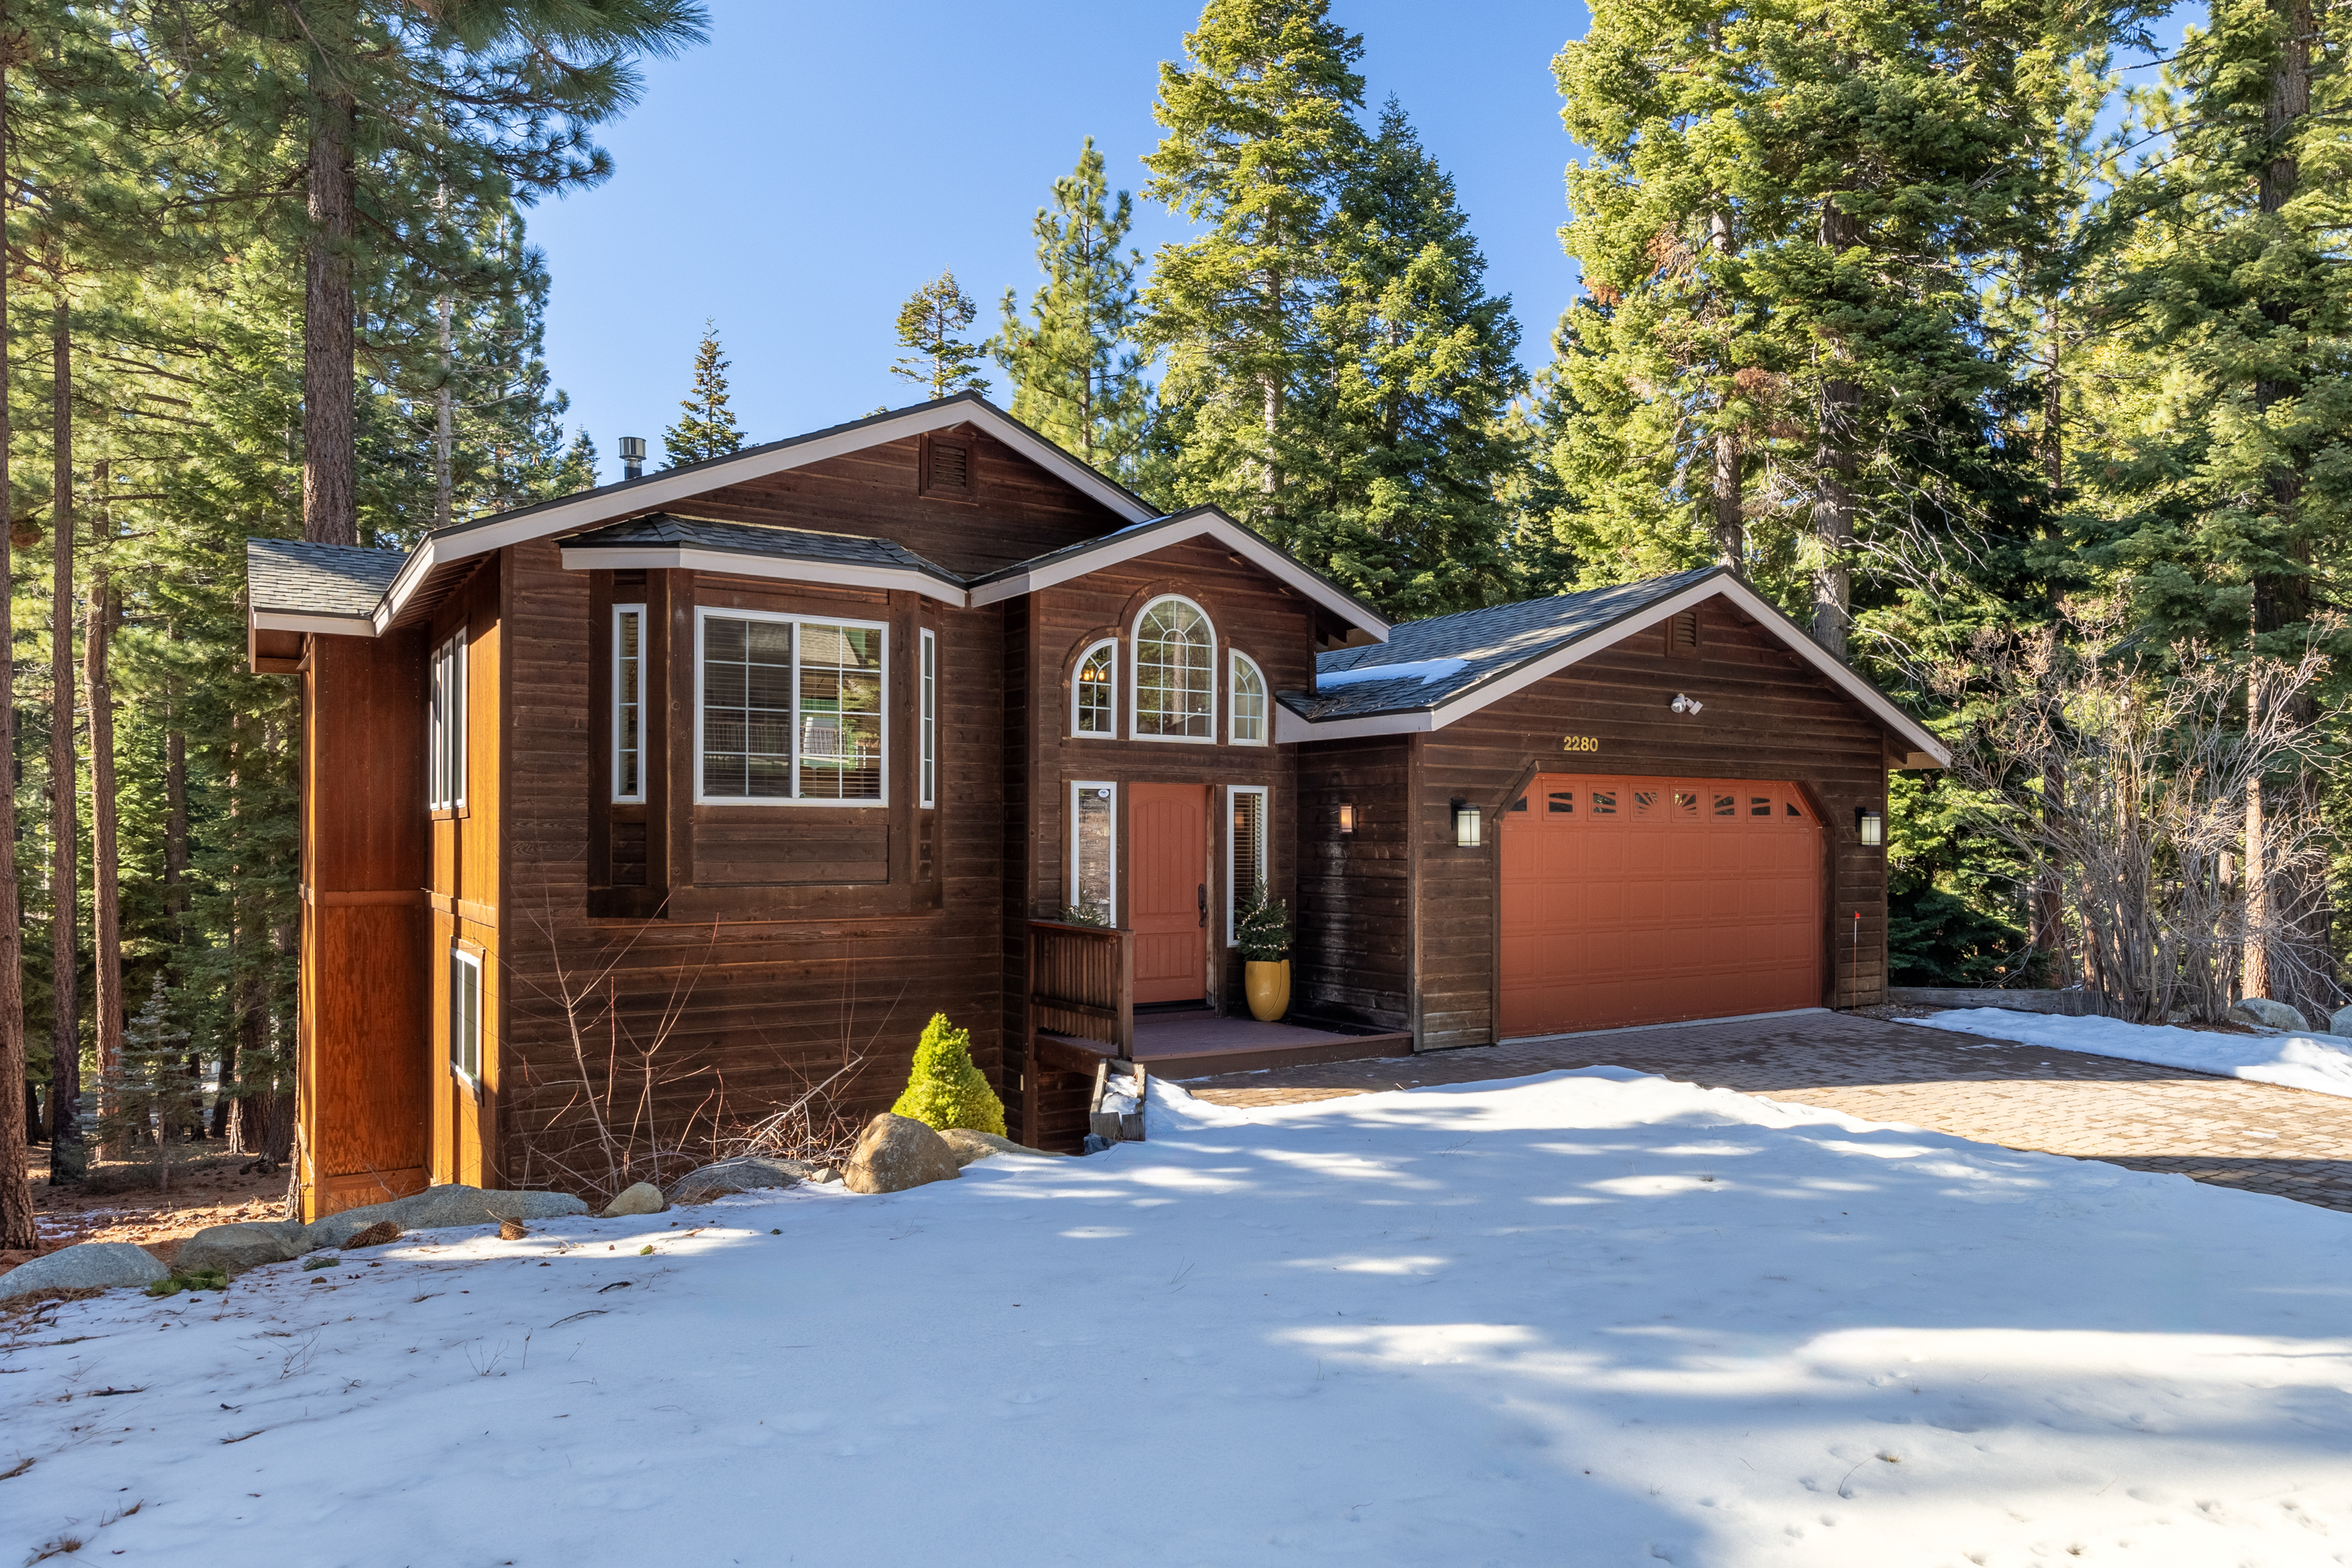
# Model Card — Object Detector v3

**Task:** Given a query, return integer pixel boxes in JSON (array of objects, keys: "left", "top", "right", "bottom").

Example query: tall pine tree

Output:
[
  {"left": 891, "top": 271, "right": 990, "bottom": 400},
  {"left": 663, "top": 318, "right": 744, "bottom": 466},
  {"left": 992, "top": 139, "right": 1150, "bottom": 481}
]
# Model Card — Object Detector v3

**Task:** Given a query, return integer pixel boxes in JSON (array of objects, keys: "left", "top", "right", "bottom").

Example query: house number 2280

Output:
[{"left": 1560, "top": 735, "right": 1600, "bottom": 753}]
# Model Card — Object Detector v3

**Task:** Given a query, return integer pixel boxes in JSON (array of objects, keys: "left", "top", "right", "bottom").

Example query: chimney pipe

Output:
[{"left": 618, "top": 435, "right": 646, "bottom": 482}]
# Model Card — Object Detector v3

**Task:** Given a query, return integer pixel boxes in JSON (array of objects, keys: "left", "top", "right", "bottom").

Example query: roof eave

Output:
[{"left": 556, "top": 543, "right": 969, "bottom": 608}]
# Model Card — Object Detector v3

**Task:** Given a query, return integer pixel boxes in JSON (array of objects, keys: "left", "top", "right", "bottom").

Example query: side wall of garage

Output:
[{"left": 1301, "top": 593, "right": 1896, "bottom": 1051}]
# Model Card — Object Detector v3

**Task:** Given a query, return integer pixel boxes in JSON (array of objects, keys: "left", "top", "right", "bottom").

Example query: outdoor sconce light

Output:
[
  {"left": 1669, "top": 692, "right": 1704, "bottom": 715},
  {"left": 1452, "top": 797, "right": 1482, "bottom": 848},
  {"left": 1857, "top": 806, "right": 1885, "bottom": 848},
  {"left": 617, "top": 435, "right": 647, "bottom": 481},
  {"left": 1337, "top": 802, "right": 1356, "bottom": 835}
]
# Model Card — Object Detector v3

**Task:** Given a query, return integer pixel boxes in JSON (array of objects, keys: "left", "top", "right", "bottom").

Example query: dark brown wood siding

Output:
[
  {"left": 676, "top": 426, "right": 1127, "bottom": 577},
  {"left": 1299, "top": 593, "right": 1895, "bottom": 1051},
  {"left": 495, "top": 538, "right": 1010, "bottom": 1196},
  {"left": 1294, "top": 735, "right": 1417, "bottom": 1033}
]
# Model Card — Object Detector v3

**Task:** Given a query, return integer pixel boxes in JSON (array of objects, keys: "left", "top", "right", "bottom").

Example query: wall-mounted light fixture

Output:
[
  {"left": 1337, "top": 802, "right": 1356, "bottom": 836},
  {"left": 1451, "top": 797, "right": 1482, "bottom": 848},
  {"left": 617, "top": 435, "right": 647, "bottom": 481},
  {"left": 1857, "top": 806, "right": 1884, "bottom": 848},
  {"left": 1669, "top": 692, "right": 1704, "bottom": 715}
]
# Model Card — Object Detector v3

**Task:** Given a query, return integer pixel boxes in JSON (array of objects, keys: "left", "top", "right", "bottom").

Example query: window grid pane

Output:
[
  {"left": 615, "top": 608, "right": 642, "bottom": 801},
  {"left": 797, "top": 621, "right": 884, "bottom": 800},
  {"left": 920, "top": 630, "right": 937, "bottom": 808},
  {"left": 702, "top": 615, "right": 793, "bottom": 800},
  {"left": 1076, "top": 643, "right": 1114, "bottom": 735},
  {"left": 1232, "top": 654, "right": 1266, "bottom": 742},
  {"left": 1136, "top": 600, "right": 1213, "bottom": 739}
]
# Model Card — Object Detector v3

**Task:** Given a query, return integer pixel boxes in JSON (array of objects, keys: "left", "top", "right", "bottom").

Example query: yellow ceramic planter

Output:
[{"left": 1244, "top": 959, "right": 1291, "bottom": 1022}]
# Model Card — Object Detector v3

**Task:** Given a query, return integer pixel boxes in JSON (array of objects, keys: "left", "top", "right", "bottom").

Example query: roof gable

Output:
[{"left": 1277, "top": 568, "right": 1949, "bottom": 768}]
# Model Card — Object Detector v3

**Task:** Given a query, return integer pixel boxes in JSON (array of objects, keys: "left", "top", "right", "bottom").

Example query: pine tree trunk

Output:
[
  {"left": 1709, "top": 207, "right": 1743, "bottom": 572},
  {"left": 83, "top": 540, "right": 121, "bottom": 1160},
  {"left": 434, "top": 292, "right": 454, "bottom": 531},
  {"left": 303, "top": 33, "right": 358, "bottom": 546},
  {"left": 48, "top": 293, "right": 82, "bottom": 1183},
  {"left": 0, "top": 53, "right": 34, "bottom": 1251},
  {"left": 2033, "top": 315, "right": 2070, "bottom": 984},
  {"left": 1810, "top": 200, "right": 1860, "bottom": 660}
]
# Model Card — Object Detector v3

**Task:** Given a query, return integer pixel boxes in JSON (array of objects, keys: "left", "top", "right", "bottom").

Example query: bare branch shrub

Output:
[{"left": 1939, "top": 600, "right": 2336, "bottom": 1025}]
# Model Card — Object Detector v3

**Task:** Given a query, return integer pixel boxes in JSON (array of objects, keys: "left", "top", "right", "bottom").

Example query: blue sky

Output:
[
  {"left": 525, "top": 1, "right": 2198, "bottom": 484},
  {"left": 525, "top": 1, "right": 1591, "bottom": 480}
]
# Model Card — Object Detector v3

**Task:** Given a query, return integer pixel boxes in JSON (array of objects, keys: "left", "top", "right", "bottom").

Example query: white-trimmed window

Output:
[
  {"left": 1134, "top": 596, "right": 1214, "bottom": 742},
  {"left": 1073, "top": 639, "right": 1116, "bottom": 738},
  {"left": 1070, "top": 781, "right": 1116, "bottom": 920},
  {"left": 1230, "top": 651, "right": 1268, "bottom": 745},
  {"left": 1228, "top": 785, "right": 1268, "bottom": 942},
  {"left": 695, "top": 608, "right": 887, "bottom": 805},
  {"left": 428, "top": 633, "right": 466, "bottom": 811},
  {"left": 920, "top": 628, "right": 938, "bottom": 809},
  {"left": 612, "top": 604, "right": 645, "bottom": 803},
  {"left": 448, "top": 945, "right": 482, "bottom": 1083}
]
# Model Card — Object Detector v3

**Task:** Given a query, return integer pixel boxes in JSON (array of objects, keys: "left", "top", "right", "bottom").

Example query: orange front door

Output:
[
  {"left": 1130, "top": 782, "right": 1207, "bottom": 1004},
  {"left": 1499, "top": 775, "right": 1824, "bottom": 1037}
]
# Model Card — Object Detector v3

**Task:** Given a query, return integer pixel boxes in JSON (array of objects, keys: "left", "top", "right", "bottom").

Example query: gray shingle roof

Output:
[
  {"left": 246, "top": 538, "right": 405, "bottom": 621},
  {"left": 1284, "top": 568, "right": 1724, "bottom": 720},
  {"left": 557, "top": 513, "right": 964, "bottom": 588}
]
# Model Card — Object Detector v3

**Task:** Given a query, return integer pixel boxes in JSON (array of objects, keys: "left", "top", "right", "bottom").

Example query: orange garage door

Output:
[{"left": 1499, "top": 775, "right": 1823, "bottom": 1038}]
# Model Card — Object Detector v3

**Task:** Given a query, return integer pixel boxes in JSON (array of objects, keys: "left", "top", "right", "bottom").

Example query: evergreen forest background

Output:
[{"left": 2, "top": 0, "right": 2344, "bottom": 1242}]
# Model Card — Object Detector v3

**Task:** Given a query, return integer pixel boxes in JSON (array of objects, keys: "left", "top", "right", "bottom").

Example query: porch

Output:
[{"left": 1022, "top": 920, "right": 1414, "bottom": 1151}]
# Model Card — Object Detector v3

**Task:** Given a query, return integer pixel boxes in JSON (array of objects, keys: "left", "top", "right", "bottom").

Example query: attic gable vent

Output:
[
  {"left": 1667, "top": 608, "right": 1700, "bottom": 658},
  {"left": 923, "top": 437, "right": 971, "bottom": 496}
]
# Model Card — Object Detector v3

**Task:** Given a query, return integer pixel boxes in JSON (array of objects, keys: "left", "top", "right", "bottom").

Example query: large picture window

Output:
[
  {"left": 1230, "top": 651, "right": 1268, "bottom": 745},
  {"left": 1070, "top": 781, "right": 1116, "bottom": 922},
  {"left": 612, "top": 604, "right": 644, "bottom": 803},
  {"left": 448, "top": 945, "right": 482, "bottom": 1083},
  {"left": 1134, "top": 596, "right": 1214, "bottom": 742},
  {"left": 1228, "top": 786, "right": 1268, "bottom": 942},
  {"left": 696, "top": 609, "right": 887, "bottom": 805},
  {"left": 1073, "top": 639, "right": 1116, "bottom": 737},
  {"left": 428, "top": 633, "right": 466, "bottom": 811}
]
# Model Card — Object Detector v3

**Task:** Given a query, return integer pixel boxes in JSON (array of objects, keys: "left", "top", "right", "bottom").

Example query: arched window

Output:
[
  {"left": 1133, "top": 597, "right": 1215, "bottom": 741},
  {"left": 1230, "top": 651, "right": 1268, "bottom": 745},
  {"left": 1073, "top": 639, "right": 1116, "bottom": 737}
]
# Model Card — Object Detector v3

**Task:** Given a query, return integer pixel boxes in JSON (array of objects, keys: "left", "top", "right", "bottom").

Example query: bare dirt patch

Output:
[{"left": 5, "top": 1146, "right": 292, "bottom": 1279}]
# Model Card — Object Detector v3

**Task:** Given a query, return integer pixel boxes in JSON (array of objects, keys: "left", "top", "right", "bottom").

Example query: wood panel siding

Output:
[
  {"left": 1294, "top": 735, "right": 1417, "bottom": 1033},
  {"left": 493, "top": 538, "right": 1012, "bottom": 1196},
  {"left": 1372, "top": 592, "right": 1893, "bottom": 1051},
  {"left": 427, "top": 561, "right": 506, "bottom": 1189},
  {"left": 298, "top": 630, "right": 430, "bottom": 1220},
  {"left": 677, "top": 427, "right": 1127, "bottom": 577}
]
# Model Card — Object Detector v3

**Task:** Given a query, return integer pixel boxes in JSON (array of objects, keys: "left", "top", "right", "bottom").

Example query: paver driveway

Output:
[{"left": 1181, "top": 1007, "right": 2352, "bottom": 1214}]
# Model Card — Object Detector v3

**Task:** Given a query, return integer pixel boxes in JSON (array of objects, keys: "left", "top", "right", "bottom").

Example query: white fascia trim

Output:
[
  {"left": 969, "top": 513, "right": 1391, "bottom": 640},
  {"left": 1275, "top": 703, "right": 1432, "bottom": 743},
  {"left": 558, "top": 545, "right": 967, "bottom": 608},
  {"left": 252, "top": 609, "right": 377, "bottom": 638},
  {"left": 1281, "top": 574, "right": 1952, "bottom": 765},
  {"left": 379, "top": 402, "right": 1151, "bottom": 625}
]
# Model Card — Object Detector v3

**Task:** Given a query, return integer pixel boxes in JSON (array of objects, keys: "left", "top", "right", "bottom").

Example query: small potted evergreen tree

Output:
[{"left": 1234, "top": 882, "right": 1293, "bottom": 1022}]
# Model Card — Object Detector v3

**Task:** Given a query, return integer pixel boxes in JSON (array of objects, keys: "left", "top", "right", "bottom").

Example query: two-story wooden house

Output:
[{"left": 249, "top": 393, "right": 1945, "bottom": 1218}]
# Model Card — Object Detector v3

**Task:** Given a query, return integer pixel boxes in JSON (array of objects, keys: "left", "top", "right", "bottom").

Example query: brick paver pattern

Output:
[{"left": 1181, "top": 1008, "right": 2352, "bottom": 1214}]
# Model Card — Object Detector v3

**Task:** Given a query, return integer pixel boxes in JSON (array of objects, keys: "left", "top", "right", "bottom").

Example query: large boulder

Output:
[
  {"left": 601, "top": 1182, "right": 667, "bottom": 1218},
  {"left": 2230, "top": 996, "right": 2311, "bottom": 1032},
  {"left": 1, "top": 1241, "right": 169, "bottom": 1301},
  {"left": 667, "top": 1156, "right": 811, "bottom": 1206},
  {"left": 2330, "top": 1004, "right": 2352, "bottom": 1039},
  {"left": 303, "top": 1184, "right": 587, "bottom": 1250},
  {"left": 937, "top": 1128, "right": 1064, "bottom": 1167},
  {"left": 177, "top": 1221, "right": 308, "bottom": 1276},
  {"left": 841, "top": 1113, "right": 961, "bottom": 1195}
]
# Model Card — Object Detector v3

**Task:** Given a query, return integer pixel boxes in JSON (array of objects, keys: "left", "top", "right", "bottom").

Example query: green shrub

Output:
[
  {"left": 145, "top": 1268, "right": 228, "bottom": 1298},
  {"left": 891, "top": 1012, "right": 1006, "bottom": 1136}
]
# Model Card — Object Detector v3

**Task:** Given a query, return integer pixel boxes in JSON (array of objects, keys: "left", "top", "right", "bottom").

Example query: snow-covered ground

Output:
[
  {"left": 1907, "top": 1006, "right": 2352, "bottom": 1100},
  {"left": 8, "top": 1069, "right": 2352, "bottom": 1566}
]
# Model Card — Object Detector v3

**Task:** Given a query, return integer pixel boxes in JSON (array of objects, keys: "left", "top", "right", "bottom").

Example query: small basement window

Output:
[{"left": 448, "top": 945, "right": 482, "bottom": 1084}]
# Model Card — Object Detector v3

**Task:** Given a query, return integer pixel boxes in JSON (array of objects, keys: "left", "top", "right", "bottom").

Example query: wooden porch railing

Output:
[{"left": 1028, "top": 919, "right": 1134, "bottom": 1057}]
